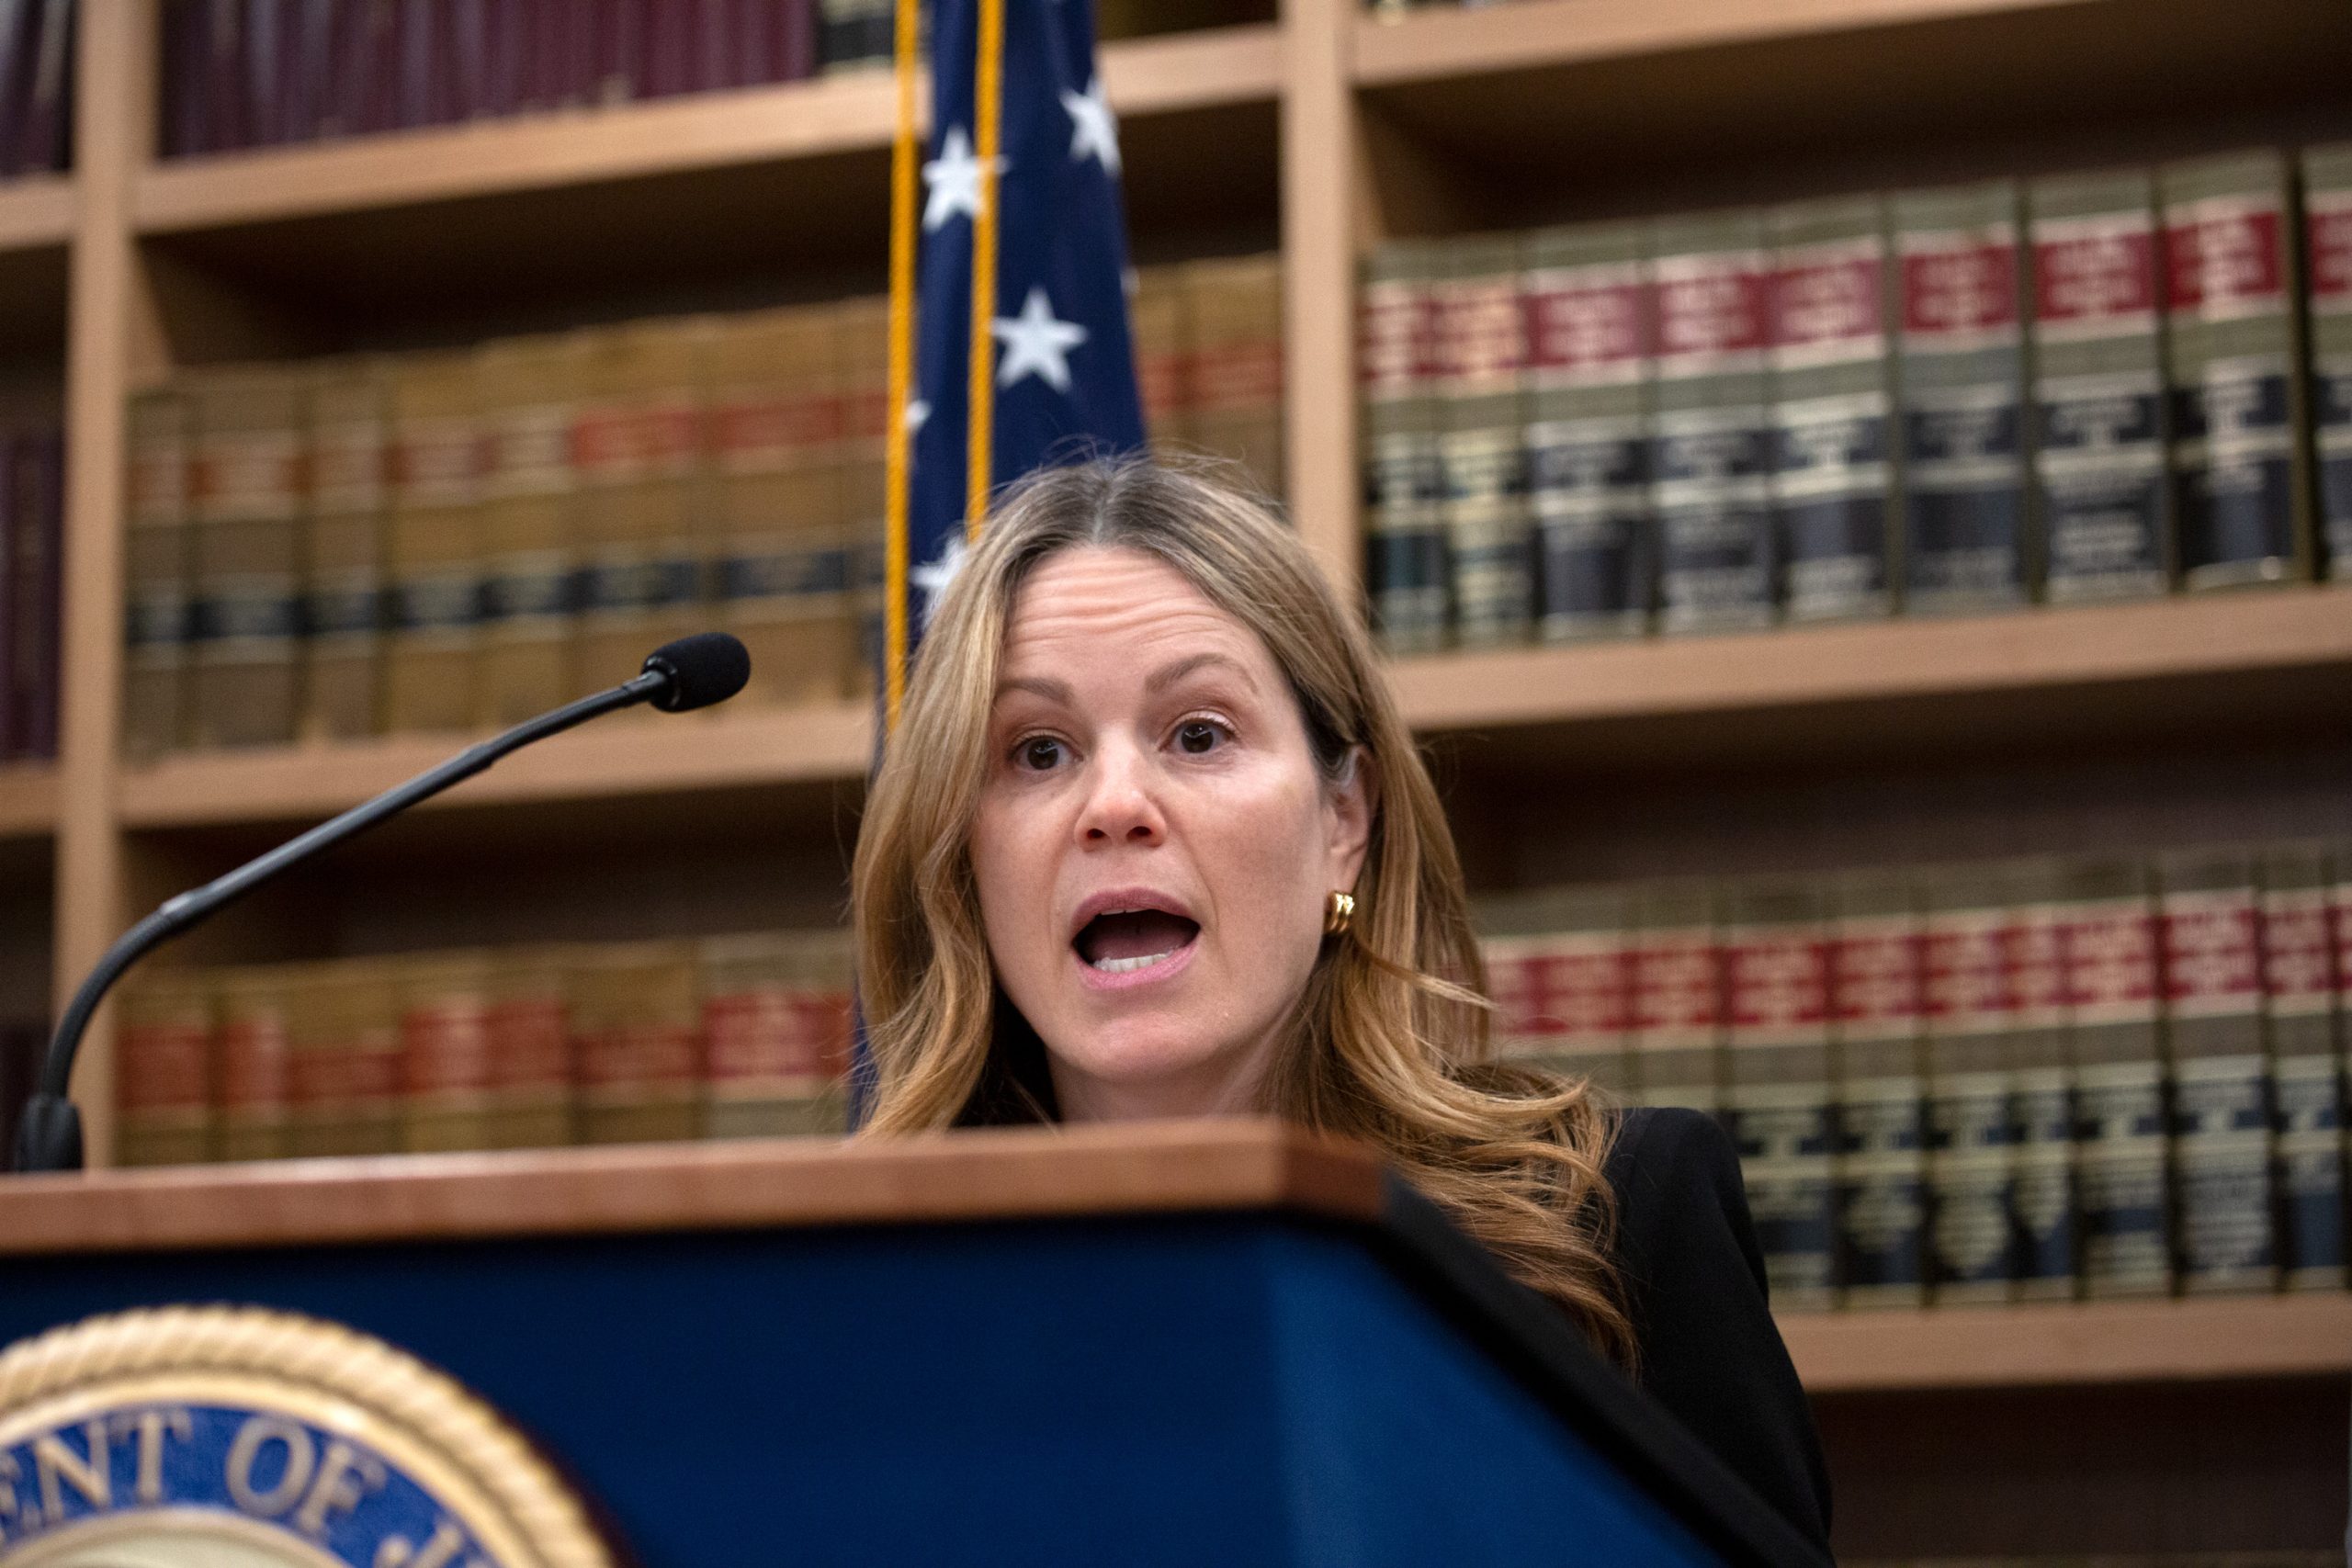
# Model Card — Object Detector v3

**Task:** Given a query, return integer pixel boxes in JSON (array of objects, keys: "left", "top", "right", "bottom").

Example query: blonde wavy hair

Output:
[{"left": 852, "top": 457, "right": 1633, "bottom": 1366}]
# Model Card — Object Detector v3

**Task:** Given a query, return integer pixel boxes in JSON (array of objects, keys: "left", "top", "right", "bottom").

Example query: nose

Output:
[{"left": 1077, "top": 739, "right": 1165, "bottom": 848}]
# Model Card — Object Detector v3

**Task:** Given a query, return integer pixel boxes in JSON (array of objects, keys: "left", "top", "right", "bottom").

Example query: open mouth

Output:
[{"left": 1072, "top": 908, "right": 1202, "bottom": 975}]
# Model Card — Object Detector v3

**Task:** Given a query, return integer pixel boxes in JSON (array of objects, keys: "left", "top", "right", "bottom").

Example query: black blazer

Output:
[{"left": 1606, "top": 1106, "right": 1835, "bottom": 1555}]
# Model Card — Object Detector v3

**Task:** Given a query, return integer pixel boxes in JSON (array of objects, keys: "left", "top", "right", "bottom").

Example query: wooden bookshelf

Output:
[
  {"left": 0, "top": 173, "right": 74, "bottom": 254},
  {"left": 119, "top": 700, "right": 873, "bottom": 830},
  {"left": 1782, "top": 1296, "right": 2352, "bottom": 1393},
  {"left": 134, "top": 24, "right": 1282, "bottom": 236},
  {"left": 0, "top": 761, "right": 57, "bottom": 840}
]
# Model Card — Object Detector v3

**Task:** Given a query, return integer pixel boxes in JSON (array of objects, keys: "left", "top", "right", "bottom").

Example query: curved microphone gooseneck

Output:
[{"left": 8, "top": 632, "right": 753, "bottom": 1174}]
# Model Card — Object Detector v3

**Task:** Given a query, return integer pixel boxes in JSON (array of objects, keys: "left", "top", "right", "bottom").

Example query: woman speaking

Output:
[{"left": 852, "top": 458, "right": 1832, "bottom": 1551}]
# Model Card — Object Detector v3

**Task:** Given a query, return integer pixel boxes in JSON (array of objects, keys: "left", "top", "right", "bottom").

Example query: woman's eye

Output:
[
  {"left": 1015, "top": 736, "right": 1067, "bottom": 771},
  {"left": 1175, "top": 720, "right": 1226, "bottom": 755}
]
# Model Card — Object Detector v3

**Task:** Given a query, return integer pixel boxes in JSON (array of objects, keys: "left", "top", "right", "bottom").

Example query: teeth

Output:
[{"left": 1091, "top": 951, "right": 1176, "bottom": 974}]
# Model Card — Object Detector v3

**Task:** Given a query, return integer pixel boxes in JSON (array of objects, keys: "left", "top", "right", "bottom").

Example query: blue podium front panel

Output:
[{"left": 0, "top": 1213, "right": 1724, "bottom": 1566}]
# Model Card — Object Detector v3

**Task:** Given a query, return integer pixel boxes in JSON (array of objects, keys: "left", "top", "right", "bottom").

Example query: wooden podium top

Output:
[{"left": 0, "top": 1120, "right": 1385, "bottom": 1256}]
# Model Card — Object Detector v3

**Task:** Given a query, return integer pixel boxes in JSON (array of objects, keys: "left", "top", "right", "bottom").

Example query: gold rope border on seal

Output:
[{"left": 0, "top": 1306, "right": 616, "bottom": 1568}]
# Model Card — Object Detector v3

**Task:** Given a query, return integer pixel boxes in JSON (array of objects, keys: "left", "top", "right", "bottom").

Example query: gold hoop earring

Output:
[{"left": 1324, "top": 890, "right": 1356, "bottom": 936}]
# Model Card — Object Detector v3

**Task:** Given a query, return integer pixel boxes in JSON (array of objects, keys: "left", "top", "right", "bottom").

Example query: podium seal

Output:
[{"left": 0, "top": 1306, "right": 617, "bottom": 1568}]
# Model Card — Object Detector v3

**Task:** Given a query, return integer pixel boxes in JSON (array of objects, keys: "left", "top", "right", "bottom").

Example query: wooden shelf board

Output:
[
  {"left": 0, "top": 175, "right": 73, "bottom": 254},
  {"left": 1354, "top": 0, "right": 2088, "bottom": 85},
  {"left": 1392, "top": 587, "right": 2352, "bottom": 739},
  {"left": 0, "top": 1121, "right": 1381, "bottom": 1254},
  {"left": 118, "top": 700, "right": 873, "bottom": 830},
  {"left": 1784, "top": 1295, "right": 2352, "bottom": 1391},
  {"left": 0, "top": 761, "right": 57, "bottom": 840},
  {"left": 133, "top": 26, "right": 1282, "bottom": 237}
]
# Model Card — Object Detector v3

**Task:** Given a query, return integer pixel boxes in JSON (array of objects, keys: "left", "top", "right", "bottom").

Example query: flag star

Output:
[
  {"left": 911, "top": 534, "right": 968, "bottom": 627},
  {"left": 992, "top": 287, "right": 1089, "bottom": 393},
  {"left": 922, "top": 127, "right": 1003, "bottom": 232},
  {"left": 904, "top": 398, "right": 930, "bottom": 438},
  {"left": 1060, "top": 76, "right": 1120, "bottom": 175}
]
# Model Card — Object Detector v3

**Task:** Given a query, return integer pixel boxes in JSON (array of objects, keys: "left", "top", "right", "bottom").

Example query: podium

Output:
[{"left": 0, "top": 1121, "right": 1825, "bottom": 1567}]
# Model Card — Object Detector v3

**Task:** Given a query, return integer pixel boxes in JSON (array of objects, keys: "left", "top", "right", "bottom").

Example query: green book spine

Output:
[
  {"left": 1920, "top": 864, "right": 2018, "bottom": 1303},
  {"left": 1892, "top": 179, "right": 2030, "bottom": 613},
  {"left": 302, "top": 358, "right": 390, "bottom": 742},
  {"left": 1628, "top": 881, "right": 1725, "bottom": 1117},
  {"left": 2159, "top": 150, "right": 2307, "bottom": 589},
  {"left": 2305, "top": 144, "right": 2352, "bottom": 578},
  {"left": 121, "top": 389, "right": 193, "bottom": 760},
  {"left": 2061, "top": 857, "right": 2174, "bottom": 1297},
  {"left": 1360, "top": 241, "right": 1448, "bottom": 654},
  {"left": 2005, "top": 859, "right": 2080, "bottom": 1300},
  {"left": 1649, "top": 209, "right": 1775, "bottom": 634},
  {"left": 1721, "top": 879, "right": 1838, "bottom": 1311},
  {"left": 1768, "top": 195, "right": 1896, "bottom": 624},
  {"left": 2156, "top": 847, "right": 2278, "bottom": 1292},
  {"left": 2260, "top": 843, "right": 2346, "bottom": 1289},
  {"left": 1829, "top": 868, "right": 1929, "bottom": 1308},
  {"left": 1434, "top": 233, "right": 1532, "bottom": 647},
  {"left": 1522, "top": 221, "right": 1653, "bottom": 641},
  {"left": 2027, "top": 168, "right": 2169, "bottom": 601},
  {"left": 1476, "top": 886, "right": 1636, "bottom": 1100}
]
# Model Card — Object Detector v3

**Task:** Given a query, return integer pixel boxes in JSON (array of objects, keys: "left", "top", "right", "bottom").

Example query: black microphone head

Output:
[{"left": 641, "top": 633, "right": 752, "bottom": 713}]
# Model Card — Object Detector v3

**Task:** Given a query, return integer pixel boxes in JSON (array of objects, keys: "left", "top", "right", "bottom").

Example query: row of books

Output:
[
  {"left": 0, "top": 420, "right": 61, "bottom": 762},
  {"left": 1475, "top": 840, "right": 2351, "bottom": 1310},
  {"left": 0, "top": 0, "right": 71, "bottom": 178},
  {"left": 119, "top": 253, "right": 1283, "bottom": 755},
  {"left": 157, "top": 0, "right": 891, "bottom": 159},
  {"left": 110, "top": 929, "right": 855, "bottom": 1165},
  {"left": 1362, "top": 145, "right": 2352, "bottom": 653}
]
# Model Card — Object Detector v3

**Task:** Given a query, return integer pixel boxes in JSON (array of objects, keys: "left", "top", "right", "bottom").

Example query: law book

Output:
[
  {"left": 2157, "top": 846, "right": 2278, "bottom": 1291},
  {"left": 571, "top": 319, "right": 710, "bottom": 700},
  {"left": 571, "top": 939, "right": 703, "bottom": 1145},
  {"left": 817, "top": 0, "right": 890, "bottom": 72},
  {"left": 1521, "top": 220, "right": 1653, "bottom": 641},
  {"left": 2258, "top": 842, "right": 2346, "bottom": 1289},
  {"left": 283, "top": 959, "right": 403, "bottom": 1158},
  {"left": 1892, "top": 180, "right": 2030, "bottom": 614},
  {"left": 1432, "top": 235, "right": 1530, "bottom": 647},
  {"left": 2159, "top": 150, "right": 2307, "bottom": 590},
  {"left": 5, "top": 423, "right": 61, "bottom": 760},
  {"left": 1132, "top": 265, "right": 1193, "bottom": 459},
  {"left": 475, "top": 332, "right": 583, "bottom": 728},
  {"left": 1626, "top": 880, "right": 1724, "bottom": 1118},
  {"left": 397, "top": 951, "right": 498, "bottom": 1153},
  {"left": 705, "top": 304, "right": 854, "bottom": 709},
  {"left": 300, "top": 356, "right": 390, "bottom": 742},
  {"left": 187, "top": 367, "right": 307, "bottom": 750},
  {"left": 114, "top": 973, "right": 216, "bottom": 1168},
  {"left": 1918, "top": 863, "right": 2018, "bottom": 1303},
  {"left": 1359, "top": 241, "right": 1448, "bottom": 655},
  {"left": 700, "top": 929, "right": 855, "bottom": 1139},
  {"left": 1769, "top": 195, "right": 1896, "bottom": 624},
  {"left": 2060, "top": 855, "right": 2174, "bottom": 1296},
  {"left": 486, "top": 944, "right": 575, "bottom": 1148},
  {"left": 2004, "top": 858, "right": 2079, "bottom": 1300},
  {"left": 1185, "top": 254, "right": 1285, "bottom": 502},
  {"left": 1475, "top": 886, "right": 1636, "bottom": 1100},
  {"left": 11, "top": 0, "right": 69, "bottom": 175},
  {"left": 212, "top": 963, "right": 295, "bottom": 1162},
  {"left": 2027, "top": 167, "right": 2170, "bottom": 601},
  {"left": 1649, "top": 209, "right": 1776, "bottom": 634},
  {"left": 2304, "top": 144, "right": 2352, "bottom": 579},
  {"left": 834, "top": 295, "right": 890, "bottom": 701},
  {"left": 384, "top": 349, "right": 484, "bottom": 735},
  {"left": 1720, "top": 879, "right": 1838, "bottom": 1311},
  {"left": 1828, "top": 867, "right": 1931, "bottom": 1308}
]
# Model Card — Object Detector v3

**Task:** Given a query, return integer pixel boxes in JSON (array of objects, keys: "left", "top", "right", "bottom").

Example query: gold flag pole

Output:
[
  {"left": 881, "top": 0, "right": 923, "bottom": 732},
  {"left": 966, "top": 0, "right": 1009, "bottom": 540}
]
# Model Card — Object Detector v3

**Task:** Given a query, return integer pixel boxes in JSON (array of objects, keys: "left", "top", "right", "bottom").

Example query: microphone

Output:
[{"left": 8, "top": 633, "right": 752, "bottom": 1174}]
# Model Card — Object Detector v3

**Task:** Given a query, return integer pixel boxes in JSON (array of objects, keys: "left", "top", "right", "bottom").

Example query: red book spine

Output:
[{"left": 773, "top": 0, "right": 816, "bottom": 83}]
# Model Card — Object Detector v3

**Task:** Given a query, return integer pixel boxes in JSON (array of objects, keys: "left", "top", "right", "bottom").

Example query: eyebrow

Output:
[{"left": 992, "top": 651, "right": 1256, "bottom": 707}]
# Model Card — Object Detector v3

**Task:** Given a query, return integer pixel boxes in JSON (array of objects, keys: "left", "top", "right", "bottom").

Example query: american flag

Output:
[{"left": 888, "top": 0, "right": 1148, "bottom": 705}]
